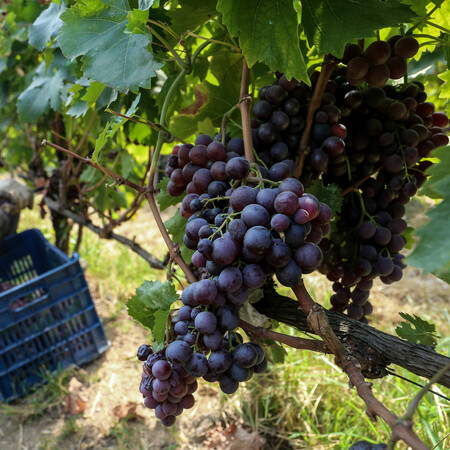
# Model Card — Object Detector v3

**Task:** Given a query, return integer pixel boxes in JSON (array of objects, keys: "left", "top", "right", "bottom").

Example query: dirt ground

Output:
[{"left": 0, "top": 202, "right": 449, "bottom": 450}]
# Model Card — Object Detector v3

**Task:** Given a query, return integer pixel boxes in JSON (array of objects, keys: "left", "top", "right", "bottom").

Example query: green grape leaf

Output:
[
  {"left": 170, "top": 53, "right": 243, "bottom": 139},
  {"left": 299, "top": 0, "right": 417, "bottom": 57},
  {"left": 152, "top": 310, "right": 170, "bottom": 350},
  {"left": 217, "top": 0, "right": 308, "bottom": 83},
  {"left": 406, "top": 146, "right": 450, "bottom": 281},
  {"left": 306, "top": 180, "right": 343, "bottom": 215},
  {"left": 395, "top": 312, "right": 439, "bottom": 346},
  {"left": 168, "top": 0, "right": 218, "bottom": 35},
  {"left": 93, "top": 93, "right": 141, "bottom": 162},
  {"left": 58, "top": 0, "right": 163, "bottom": 93},
  {"left": 403, "top": 226, "right": 416, "bottom": 250},
  {"left": 127, "top": 280, "right": 178, "bottom": 343},
  {"left": 17, "top": 55, "right": 68, "bottom": 122},
  {"left": 156, "top": 177, "right": 186, "bottom": 211},
  {"left": 29, "top": 1, "right": 66, "bottom": 51},
  {"left": 164, "top": 210, "right": 194, "bottom": 262},
  {"left": 264, "top": 339, "right": 287, "bottom": 363},
  {"left": 138, "top": 0, "right": 155, "bottom": 11}
]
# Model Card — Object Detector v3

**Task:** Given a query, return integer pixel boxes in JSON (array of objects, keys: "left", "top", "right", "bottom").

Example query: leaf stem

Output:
[
  {"left": 183, "top": 31, "right": 241, "bottom": 52},
  {"left": 221, "top": 103, "right": 240, "bottom": 143},
  {"left": 146, "top": 25, "right": 189, "bottom": 71},
  {"left": 407, "top": 5, "right": 440, "bottom": 35},
  {"left": 105, "top": 109, "right": 185, "bottom": 143},
  {"left": 411, "top": 34, "right": 450, "bottom": 45}
]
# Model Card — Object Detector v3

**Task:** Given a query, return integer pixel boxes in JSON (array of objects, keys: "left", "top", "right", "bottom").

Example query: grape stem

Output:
[
  {"left": 294, "top": 54, "right": 339, "bottom": 178},
  {"left": 41, "top": 140, "right": 144, "bottom": 193},
  {"left": 146, "top": 25, "right": 189, "bottom": 71},
  {"left": 239, "top": 320, "right": 331, "bottom": 354},
  {"left": 291, "top": 284, "right": 429, "bottom": 450},
  {"left": 221, "top": 102, "right": 240, "bottom": 144},
  {"left": 239, "top": 58, "right": 255, "bottom": 164}
]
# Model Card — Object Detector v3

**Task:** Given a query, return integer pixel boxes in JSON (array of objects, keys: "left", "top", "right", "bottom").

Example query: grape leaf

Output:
[
  {"left": 406, "top": 146, "right": 450, "bottom": 280},
  {"left": 57, "top": 0, "right": 163, "bottom": 93},
  {"left": 17, "top": 55, "right": 69, "bottom": 122},
  {"left": 264, "top": 339, "right": 287, "bottom": 363},
  {"left": 170, "top": 53, "right": 242, "bottom": 139},
  {"left": 306, "top": 180, "right": 343, "bottom": 215},
  {"left": 164, "top": 210, "right": 194, "bottom": 262},
  {"left": 299, "top": 0, "right": 416, "bottom": 57},
  {"left": 93, "top": 93, "right": 141, "bottom": 162},
  {"left": 127, "top": 280, "right": 178, "bottom": 329},
  {"left": 138, "top": 0, "right": 155, "bottom": 11},
  {"left": 395, "top": 312, "right": 438, "bottom": 346},
  {"left": 168, "top": 0, "right": 218, "bottom": 35},
  {"left": 29, "top": 1, "right": 66, "bottom": 51},
  {"left": 217, "top": 0, "right": 308, "bottom": 83},
  {"left": 156, "top": 177, "right": 186, "bottom": 211},
  {"left": 152, "top": 310, "right": 170, "bottom": 350}
]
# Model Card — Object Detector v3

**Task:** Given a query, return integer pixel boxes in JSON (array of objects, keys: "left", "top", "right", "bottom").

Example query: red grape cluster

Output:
[
  {"left": 313, "top": 80, "right": 449, "bottom": 320},
  {"left": 138, "top": 327, "right": 266, "bottom": 426},
  {"left": 342, "top": 36, "right": 419, "bottom": 86},
  {"left": 251, "top": 75, "right": 348, "bottom": 174}
]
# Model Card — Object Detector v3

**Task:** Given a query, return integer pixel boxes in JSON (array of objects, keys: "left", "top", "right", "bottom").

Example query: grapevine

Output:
[{"left": 2, "top": 1, "right": 450, "bottom": 448}]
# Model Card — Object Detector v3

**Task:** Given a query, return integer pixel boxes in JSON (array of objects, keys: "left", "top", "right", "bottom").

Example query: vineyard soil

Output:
[{"left": 0, "top": 203, "right": 448, "bottom": 450}]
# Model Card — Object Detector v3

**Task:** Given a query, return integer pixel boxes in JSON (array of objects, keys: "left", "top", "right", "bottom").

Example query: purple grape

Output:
[
  {"left": 243, "top": 226, "right": 272, "bottom": 254},
  {"left": 233, "top": 343, "right": 258, "bottom": 368},
  {"left": 219, "top": 375, "right": 239, "bottom": 394},
  {"left": 242, "top": 264, "right": 267, "bottom": 289},
  {"left": 166, "top": 341, "right": 193, "bottom": 365},
  {"left": 212, "top": 237, "right": 239, "bottom": 265},
  {"left": 271, "top": 213, "right": 290, "bottom": 232},
  {"left": 294, "top": 243, "right": 323, "bottom": 270},
  {"left": 225, "top": 157, "right": 250, "bottom": 179},
  {"left": 241, "top": 204, "right": 270, "bottom": 228},
  {"left": 274, "top": 191, "right": 299, "bottom": 215},
  {"left": 195, "top": 311, "right": 217, "bottom": 334},
  {"left": 265, "top": 239, "right": 291, "bottom": 268},
  {"left": 184, "top": 353, "right": 208, "bottom": 377},
  {"left": 230, "top": 186, "right": 257, "bottom": 212},
  {"left": 152, "top": 360, "right": 172, "bottom": 381},
  {"left": 256, "top": 188, "right": 279, "bottom": 213},
  {"left": 203, "top": 330, "right": 223, "bottom": 351},
  {"left": 218, "top": 266, "right": 243, "bottom": 292},
  {"left": 228, "top": 219, "right": 248, "bottom": 240},
  {"left": 194, "top": 279, "right": 218, "bottom": 305},
  {"left": 208, "top": 350, "right": 232, "bottom": 373},
  {"left": 275, "top": 258, "right": 302, "bottom": 287},
  {"left": 230, "top": 364, "right": 252, "bottom": 382}
]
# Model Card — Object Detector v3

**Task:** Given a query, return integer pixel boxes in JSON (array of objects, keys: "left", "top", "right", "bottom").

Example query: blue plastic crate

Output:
[{"left": 0, "top": 229, "right": 110, "bottom": 402}]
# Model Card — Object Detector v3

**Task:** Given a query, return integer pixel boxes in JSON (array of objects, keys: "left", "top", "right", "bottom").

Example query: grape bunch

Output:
[
  {"left": 315, "top": 80, "right": 449, "bottom": 321},
  {"left": 138, "top": 324, "right": 266, "bottom": 426},
  {"left": 251, "top": 74, "right": 347, "bottom": 174},
  {"left": 342, "top": 36, "right": 419, "bottom": 86},
  {"left": 185, "top": 176, "right": 331, "bottom": 289}
]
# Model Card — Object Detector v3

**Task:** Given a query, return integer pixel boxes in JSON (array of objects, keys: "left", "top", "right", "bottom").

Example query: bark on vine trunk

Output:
[{"left": 255, "top": 287, "right": 450, "bottom": 389}]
